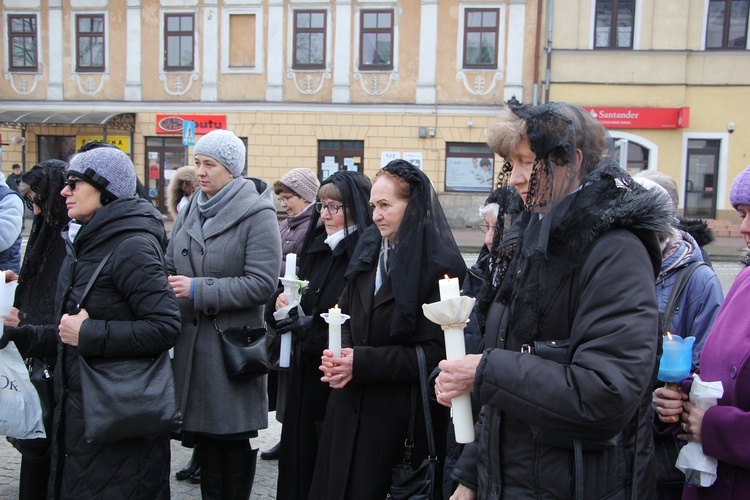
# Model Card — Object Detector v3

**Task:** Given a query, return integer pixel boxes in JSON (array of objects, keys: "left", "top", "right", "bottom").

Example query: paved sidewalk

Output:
[{"left": 0, "top": 415, "right": 281, "bottom": 499}]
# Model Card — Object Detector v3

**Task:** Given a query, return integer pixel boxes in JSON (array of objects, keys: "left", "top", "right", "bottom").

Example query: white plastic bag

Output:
[{"left": 0, "top": 340, "right": 46, "bottom": 439}]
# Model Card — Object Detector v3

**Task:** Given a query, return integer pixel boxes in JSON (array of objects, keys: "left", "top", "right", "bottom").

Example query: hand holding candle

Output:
[{"left": 321, "top": 305, "right": 350, "bottom": 360}]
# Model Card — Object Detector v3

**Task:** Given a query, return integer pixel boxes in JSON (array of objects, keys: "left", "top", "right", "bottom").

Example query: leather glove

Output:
[
  {"left": 274, "top": 307, "right": 299, "bottom": 335},
  {"left": 290, "top": 315, "right": 314, "bottom": 341},
  {"left": 0, "top": 325, "right": 23, "bottom": 350}
]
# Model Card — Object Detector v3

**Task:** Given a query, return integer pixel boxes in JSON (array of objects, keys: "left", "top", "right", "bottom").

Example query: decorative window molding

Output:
[
  {"left": 455, "top": 70, "right": 502, "bottom": 96},
  {"left": 159, "top": 9, "right": 199, "bottom": 95},
  {"left": 158, "top": 73, "right": 199, "bottom": 96},
  {"left": 286, "top": 70, "right": 331, "bottom": 94},
  {"left": 454, "top": 4, "right": 505, "bottom": 97},
  {"left": 352, "top": 3, "right": 399, "bottom": 96},
  {"left": 285, "top": 4, "right": 332, "bottom": 95},
  {"left": 71, "top": 73, "right": 109, "bottom": 95},
  {"left": 353, "top": 72, "right": 398, "bottom": 96},
  {"left": 4, "top": 73, "right": 42, "bottom": 95}
]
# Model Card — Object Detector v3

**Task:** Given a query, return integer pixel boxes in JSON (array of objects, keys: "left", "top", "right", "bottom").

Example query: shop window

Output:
[
  {"left": 76, "top": 14, "right": 105, "bottom": 72},
  {"left": 8, "top": 14, "right": 38, "bottom": 72},
  {"left": 462, "top": 9, "right": 499, "bottom": 69},
  {"left": 359, "top": 10, "right": 393, "bottom": 70},
  {"left": 164, "top": 13, "right": 194, "bottom": 71},
  {"left": 293, "top": 10, "right": 326, "bottom": 70},
  {"left": 445, "top": 143, "right": 495, "bottom": 192},
  {"left": 706, "top": 0, "right": 749, "bottom": 49},
  {"left": 594, "top": 0, "right": 635, "bottom": 49}
]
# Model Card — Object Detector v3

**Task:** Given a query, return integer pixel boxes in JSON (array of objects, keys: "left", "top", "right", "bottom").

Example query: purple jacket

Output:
[{"left": 684, "top": 266, "right": 750, "bottom": 499}]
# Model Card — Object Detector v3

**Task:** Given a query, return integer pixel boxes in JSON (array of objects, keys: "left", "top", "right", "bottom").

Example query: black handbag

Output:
[
  {"left": 211, "top": 318, "right": 270, "bottom": 378},
  {"left": 77, "top": 239, "right": 181, "bottom": 444},
  {"left": 387, "top": 345, "right": 438, "bottom": 500}
]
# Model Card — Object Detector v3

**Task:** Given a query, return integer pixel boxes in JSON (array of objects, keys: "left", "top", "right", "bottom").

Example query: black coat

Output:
[
  {"left": 275, "top": 229, "right": 359, "bottom": 500},
  {"left": 25, "top": 198, "right": 181, "bottom": 499}
]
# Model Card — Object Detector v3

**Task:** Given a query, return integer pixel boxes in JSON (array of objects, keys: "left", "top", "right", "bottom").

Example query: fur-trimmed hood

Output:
[
  {"left": 676, "top": 216, "right": 715, "bottom": 248},
  {"left": 167, "top": 166, "right": 197, "bottom": 220}
]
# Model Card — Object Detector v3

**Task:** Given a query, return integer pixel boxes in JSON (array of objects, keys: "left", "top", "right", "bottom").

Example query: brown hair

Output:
[
  {"left": 373, "top": 170, "right": 410, "bottom": 200},
  {"left": 317, "top": 181, "right": 341, "bottom": 201},
  {"left": 273, "top": 180, "right": 294, "bottom": 196}
]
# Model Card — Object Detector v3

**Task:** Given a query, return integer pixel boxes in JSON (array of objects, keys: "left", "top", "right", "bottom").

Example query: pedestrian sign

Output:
[{"left": 182, "top": 121, "right": 196, "bottom": 146}]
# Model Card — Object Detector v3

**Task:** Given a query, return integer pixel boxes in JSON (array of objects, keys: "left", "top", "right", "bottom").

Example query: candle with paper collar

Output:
[
  {"left": 328, "top": 305, "right": 342, "bottom": 358},
  {"left": 439, "top": 275, "right": 460, "bottom": 300},
  {"left": 285, "top": 253, "right": 297, "bottom": 278}
]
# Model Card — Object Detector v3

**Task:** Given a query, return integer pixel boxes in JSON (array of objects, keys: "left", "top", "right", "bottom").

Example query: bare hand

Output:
[
  {"left": 435, "top": 354, "right": 482, "bottom": 407},
  {"left": 450, "top": 483, "right": 477, "bottom": 500},
  {"left": 653, "top": 385, "right": 688, "bottom": 424},
  {"left": 679, "top": 401, "right": 706, "bottom": 443},
  {"left": 320, "top": 348, "right": 353, "bottom": 389},
  {"left": 59, "top": 308, "right": 89, "bottom": 347},
  {"left": 168, "top": 275, "right": 192, "bottom": 299},
  {"left": 3, "top": 270, "right": 18, "bottom": 283},
  {"left": 275, "top": 293, "right": 289, "bottom": 311},
  {"left": 4, "top": 307, "right": 19, "bottom": 327}
]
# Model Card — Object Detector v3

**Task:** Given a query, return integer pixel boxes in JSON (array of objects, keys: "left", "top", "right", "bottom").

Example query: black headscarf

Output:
[
  {"left": 346, "top": 160, "right": 466, "bottom": 341},
  {"left": 15, "top": 160, "right": 70, "bottom": 325},
  {"left": 301, "top": 170, "right": 373, "bottom": 260}
]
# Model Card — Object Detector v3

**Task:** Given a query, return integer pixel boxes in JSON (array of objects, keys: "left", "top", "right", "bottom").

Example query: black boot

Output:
[
  {"left": 260, "top": 441, "right": 280, "bottom": 460},
  {"left": 222, "top": 448, "right": 258, "bottom": 500},
  {"left": 198, "top": 441, "right": 224, "bottom": 500},
  {"left": 176, "top": 446, "right": 200, "bottom": 481}
]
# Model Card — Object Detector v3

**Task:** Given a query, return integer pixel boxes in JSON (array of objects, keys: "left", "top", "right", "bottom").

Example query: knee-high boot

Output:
[
  {"left": 198, "top": 441, "right": 224, "bottom": 500},
  {"left": 222, "top": 448, "right": 258, "bottom": 500}
]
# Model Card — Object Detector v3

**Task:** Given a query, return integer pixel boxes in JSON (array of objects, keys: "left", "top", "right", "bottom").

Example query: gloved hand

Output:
[
  {"left": 0, "top": 325, "right": 23, "bottom": 350},
  {"left": 291, "top": 315, "right": 314, "bottom": 341},
  {"left": 275, "top": 307, "right": 299, "bottom": 335}
]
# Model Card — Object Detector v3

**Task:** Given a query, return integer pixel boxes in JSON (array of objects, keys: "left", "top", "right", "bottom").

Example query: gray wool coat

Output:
[{"left": 166, "top": 177, "right": 282, "bottom": 435}]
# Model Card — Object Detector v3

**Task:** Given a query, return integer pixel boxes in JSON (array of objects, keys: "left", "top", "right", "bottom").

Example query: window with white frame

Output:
[
  {"left": 359, "top": 9, "right": 394, "bottom": 70},
  {"left": 164, "top": 13, "right": 194, "bottom": 71},
  {"left": 706, "top": 0, "right": 749, "bottom": 49},
  {"left": 594, "top": 0, "right": 635, "bottom": 49},
  {"left": 462, "top": 8, "right": 499, "bottom": 69},
  {"left": 8, "top": 14, "right": 38, "bottom": 72},
  {"left": 293, "top": 10, "right": 326, "bottom": 70},
  {"left": 76, "top": 14, "right": 105, "bottom": 72}
]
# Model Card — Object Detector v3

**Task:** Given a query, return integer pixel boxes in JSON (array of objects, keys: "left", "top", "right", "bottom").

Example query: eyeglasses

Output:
[
  {"left": 277, "top": 194, "right": 298, "bottom": 204},
  {"left": 314, "top": 201, "right": 344, "bottom": 215},
  {"left": 65, "top": 179, "right": 87, "bottom": 191},
  {"left": 477, "top": 223, "right": 493, "bottom": 234}
]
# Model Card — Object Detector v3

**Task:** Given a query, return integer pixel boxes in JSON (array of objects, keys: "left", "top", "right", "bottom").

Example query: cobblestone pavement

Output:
[{"left": 0, "top": 414, "right": 281, "bottom": 499}]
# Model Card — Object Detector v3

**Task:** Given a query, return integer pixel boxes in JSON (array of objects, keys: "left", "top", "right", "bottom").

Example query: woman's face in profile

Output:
[
  {"left": 369, "top": 175, "right": 408, "bottom": 243},
  {"left": 194, "top": 154, "right": 234, "bottom": 199},
  {"left": 61, "top": 178, "right": 103, "bottom": 223}
]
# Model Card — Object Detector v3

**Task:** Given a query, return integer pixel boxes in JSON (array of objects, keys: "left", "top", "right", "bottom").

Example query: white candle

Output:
[
  {"left": 439, "top": 276, "right": 460, "bottom": 301},
  {"left": 328, "top": 305, "right": 342, "bottom": 358},
  {"left": 279, "top": 332, "right": 292, "bottom": 368},
  {"left": 284, "top": 253, "right": 297, "bottom": 278}
]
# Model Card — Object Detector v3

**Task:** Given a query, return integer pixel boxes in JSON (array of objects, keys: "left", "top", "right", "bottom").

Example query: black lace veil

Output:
[
  {"left": 15, "top": 160, "right": 70, "bottom": 325},
  {"left": 346, "top": 160, "right": 466, "bottom": 341}
]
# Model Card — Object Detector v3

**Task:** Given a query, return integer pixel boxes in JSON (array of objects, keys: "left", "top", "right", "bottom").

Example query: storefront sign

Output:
[
  {"left": 76, "top": 135, "right": 131, "bottom": 153},
  {"left": 584, "top": 107, "right": 689, "bottom": 129},
  {"left": 156, "top": 114, "right": 227, "bottom": 134}
]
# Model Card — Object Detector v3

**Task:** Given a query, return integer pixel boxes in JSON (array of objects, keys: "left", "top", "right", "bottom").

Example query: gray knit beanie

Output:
[
  {"left": 194, "top": 129, "right": 246, "bottom": 177},
  {"left": 730, "top": 165, "right": 750, "bottom": 210},
  {"left": 68, "top": 147, "right": 136, "bottom": 200},
  {"left": 280, "top": 168, "right": 320, "bottom": 202}
]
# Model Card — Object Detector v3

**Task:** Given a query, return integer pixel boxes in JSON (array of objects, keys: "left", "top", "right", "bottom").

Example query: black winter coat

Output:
[
  {"left": 274, "top": 229, "right": 359, "bottom": 500},
  {"left": 24, "top": 198, "right": 181, "bottom": 499}
]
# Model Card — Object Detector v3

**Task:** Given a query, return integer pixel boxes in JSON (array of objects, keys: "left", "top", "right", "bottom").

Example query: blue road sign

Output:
[{"left": 183, "top": 120, "right": 196, "bottom": 146}]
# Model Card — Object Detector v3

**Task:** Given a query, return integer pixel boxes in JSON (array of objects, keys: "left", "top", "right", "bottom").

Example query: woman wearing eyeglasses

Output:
[{"left": 266, "top": 170, "right": 373, "bottom": 500}]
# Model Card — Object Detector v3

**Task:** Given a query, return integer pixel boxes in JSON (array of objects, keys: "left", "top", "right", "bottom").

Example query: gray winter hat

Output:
[
  {"left": 68, "top": 147, "right": 136, "bottom": 200},
  {"left": 194, "top": 129, "right": 246, "bottom": 177}
]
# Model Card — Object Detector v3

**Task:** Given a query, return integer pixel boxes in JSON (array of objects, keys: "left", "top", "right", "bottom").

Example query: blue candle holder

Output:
[{"left": 657, "top": 335, "right": 695, "bottom": 384}]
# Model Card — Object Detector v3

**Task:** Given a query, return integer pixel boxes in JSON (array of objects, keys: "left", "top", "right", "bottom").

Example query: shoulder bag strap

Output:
[
  {"left": 76, "top": 246, "right": 117, "bottom": 311},
  {"left": 661, "top": 261, "right": 705, "bottom": 335},
  {"left": 415, "top": 344, "right": 436, "bottom": 458}
]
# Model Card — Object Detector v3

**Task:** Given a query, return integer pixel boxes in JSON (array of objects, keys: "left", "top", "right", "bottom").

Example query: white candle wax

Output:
[
  {"left": 328, "top": 306, "right": 342, "bottom": 358},
  {"left": 444, "top": 327, "right": 473, "bottom": 442},
  {"left": 285, "top": 253, "right": 297, "bottom": 278},
  {"left": 439, "top": 276, "right": 460, "bottom": 301},
  {"left": 279, "top": 332, "right": 292, "bottom": 368}
]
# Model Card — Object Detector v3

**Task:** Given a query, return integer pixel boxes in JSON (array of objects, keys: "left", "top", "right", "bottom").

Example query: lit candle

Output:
[
  {"left": 328, "top": 305, "right": 342, "bottom": 358},
  {"left": 657, "top": 333, "right": 696, "bottom": 389},
  {"left": 284, "top": 253, "right": 297, "bottom": 278},
  {"left": 439, "top": 275, "right": 460, "bottom": 300}
]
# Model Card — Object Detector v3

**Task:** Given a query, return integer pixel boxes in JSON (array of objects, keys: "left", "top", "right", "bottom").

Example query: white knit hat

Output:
[
  {"left": 194, "top": 129, "right": 246, "bottom": 177},
  {"left": 68, "top": 147, "right": 136, "bottom": 200}
]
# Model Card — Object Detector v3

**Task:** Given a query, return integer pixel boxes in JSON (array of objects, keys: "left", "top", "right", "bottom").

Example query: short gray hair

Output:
[{"left": 634, "top": 170, "right": 678, "bottom": 216}]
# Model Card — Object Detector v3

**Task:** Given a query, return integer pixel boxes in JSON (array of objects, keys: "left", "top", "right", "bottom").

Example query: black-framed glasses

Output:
[
  {"left": 477, "top": 223, "right": 492, "bottom": 234},
  {"left": 65, "top": 178, "right": 87, "bottom": 191},
  {"left": 314, "top": 201, "right": 344, "bottom": 215}
]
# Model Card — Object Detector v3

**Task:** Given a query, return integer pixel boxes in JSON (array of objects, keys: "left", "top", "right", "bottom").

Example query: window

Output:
[
  {"left": 706, "top": 0, "right": 749, "bottom": 49},
  {"left": 8, "top": 15, "right": 38, "bottom": 71},
  {"left": 76, "top": 14, "right": 105, "bottom": 72},
  {"left": 164, "top": 14, "right": 194, "bottom": 71},
  {"left": 360, "top": 10, "right": 393, "bottom": 70},
  {"left": 594, "top": 0, "right": 635, "bottom": 49},
  {"left": 293, "top": 10, "right": 326, "bottom": 69},
  {"left": 39, "top": 136, "right": 77, "bottom": 163},
  {"left": 229, "top": 14, "right": 256, "bottom": 67},
  {"left": 463, "top": 9, "right": 499, "bottom": 68},
  {"left": 445, "top": 143, "right": 495, "bottom": 192},
  {"left": 318, "top": 140, "right": 364, "bottom": 178}
]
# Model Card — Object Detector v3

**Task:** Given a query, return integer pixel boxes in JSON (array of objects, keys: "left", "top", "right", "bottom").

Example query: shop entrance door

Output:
[
  {"left": 144, "top": 137, "right": 186, "bottom": 215},
  {"left": 318, "top": 141, "right": 364, "bottom": 179},
  {"left": 684, "top": 139, "right": 720, "bottom": 219}
]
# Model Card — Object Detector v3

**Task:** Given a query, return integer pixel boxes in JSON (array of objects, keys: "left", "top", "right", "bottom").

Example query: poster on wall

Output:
[
  {"left": 445, "top": 157, "right": 494, "bottom": 191},
  {"left": 403, "top": 152, "right": 423, "bottom": 170},
  {"left": 381, "top": 151, "right": 400, "bottom": 167}
]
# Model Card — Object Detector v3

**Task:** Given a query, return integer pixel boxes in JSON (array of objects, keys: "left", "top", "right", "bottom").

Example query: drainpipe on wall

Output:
[
  {"left": 544, "top": 0, "right": 554, "bottom": 104},
  {"left": 533, "top": 0, "right": 544, "bottom": 105}
]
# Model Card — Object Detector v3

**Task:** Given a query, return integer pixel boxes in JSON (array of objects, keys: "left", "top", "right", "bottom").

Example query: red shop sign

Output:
[
  {"left": 156, "top": 114, "right": 227, "bottom": 134},
  {"left": 584, "top": 107, "right": 689, "bottom": 129}
]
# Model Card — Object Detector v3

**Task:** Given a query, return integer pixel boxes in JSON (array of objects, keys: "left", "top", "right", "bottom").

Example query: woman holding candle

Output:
[
  {"left": 166, "top": 129, "right": 282, "bottom": 499},
  {"left": 652, "top": 165, "right": 750, "bottom": 499},
  {"left": 266, "top": 170, "right": 372, "bottom": 500},
  {"left": 437, "top": 102, "right": 671, "bottom": 499},
  {"left": 308, "top": 160, "right": 466, "bottom": 500}
]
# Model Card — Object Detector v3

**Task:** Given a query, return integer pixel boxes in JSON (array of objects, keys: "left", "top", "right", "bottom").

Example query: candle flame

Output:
[
  {"left": 666, "top": 332, "right": 673, "bottom": 341},
  {"left": 334, "top": 304, "right": 339, "bottom": 309},
  {"left": 444, "top": 274, "right": 450, "bottom": 279}
]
